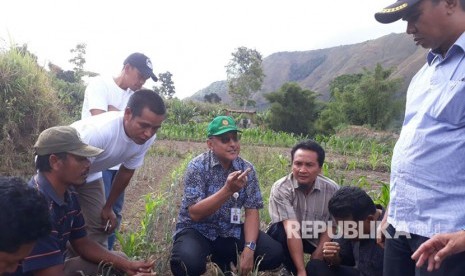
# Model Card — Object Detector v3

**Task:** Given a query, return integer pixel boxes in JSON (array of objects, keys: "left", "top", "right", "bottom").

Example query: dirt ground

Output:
[{"left": 120, "top": 139, "right": 391, "bottom": 275}]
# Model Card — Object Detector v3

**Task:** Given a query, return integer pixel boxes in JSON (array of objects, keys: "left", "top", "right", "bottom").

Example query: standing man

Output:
[
  {"left": 374, "top": 0, "right": 465, "bottom": 275},
  {"left": 15, "top": 126, "right": 154, "bottom": 276},
  {"left": 71, "top": 89, "right": 165, "bottom": 248},
  {"left": 81, "top": 52, "right": 158, "bottom": 249},
  {"left": 170, "top": 116, "right": 283, "bottom": 276},
  {"left": 0, "top": 177, "right": 51, "bottom": 275},
  {"left": 267, "top": 140, "right": 339, "bottom": 276}
]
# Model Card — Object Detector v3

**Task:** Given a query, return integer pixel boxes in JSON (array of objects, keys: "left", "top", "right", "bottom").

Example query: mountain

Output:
[{"left": 188, "top": 33, "right": 428, "bottom": 109}]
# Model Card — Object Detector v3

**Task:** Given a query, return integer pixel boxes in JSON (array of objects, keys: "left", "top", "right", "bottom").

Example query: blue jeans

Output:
[
  {"left": 384, "top": 224, "right": 465, "bottom": 276},
  {"left": 102, "top": 169, "right": 125, "bottom": 250}
]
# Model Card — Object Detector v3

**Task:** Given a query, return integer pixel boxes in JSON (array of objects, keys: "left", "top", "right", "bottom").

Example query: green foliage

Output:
[
  {"left": 159, "top": 122, "right": 306, "bottom": 147},
  {"left": 226, "top": 46, "right": 264, "bottom": 109},
  {"left": 116, "top": 193, "right": 165, "bottom": 259},
  {"left": 317, "top": 64, "right": 404, "bottom": 132},
  {"left": 164, "top": 98, "right": 199, "bottom": 125},
  {"left": 265, "top": 82, "right": 321, "bottom": 136},
  {"left": 0, "top": 46, "right": 63, "bottom": 175},
  {"left": 69, "top": 43, "right": 87, "bottom": 81},
  {"left": 153, "top": 71, "right": 176, "bottom": 99},
  {"left": 372, "top": 182, "right": 390, "bottom": 208}
]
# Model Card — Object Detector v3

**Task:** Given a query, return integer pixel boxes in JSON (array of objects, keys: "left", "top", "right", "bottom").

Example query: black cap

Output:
[
  {"left": 374, "top": 0, "right": 421, "bottom": 24},
  {"left": 124, "top": 52, "right": 158, "bottom": 82}
]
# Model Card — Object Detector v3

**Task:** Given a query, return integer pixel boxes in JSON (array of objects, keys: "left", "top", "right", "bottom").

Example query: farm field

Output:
[{"left": 119, "top": 126, "right": 395, "bottom": 275}]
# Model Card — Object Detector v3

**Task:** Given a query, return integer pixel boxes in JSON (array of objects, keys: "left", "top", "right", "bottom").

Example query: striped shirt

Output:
[
  {"left": 269, "top": 173, "right": 339, "bottom": 246},
  {"left": 18, "top": 173, "right": 87, "bottom": 274},
  {"left": 388, "top": 32, "right": 465, "bottom": 237}
]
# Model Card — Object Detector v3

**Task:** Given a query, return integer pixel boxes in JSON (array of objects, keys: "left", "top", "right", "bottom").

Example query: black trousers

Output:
[
  {"left": 170, "top": 227, "right": 283, "bottom": 276},
  {"left": 267, "top": 222, "right": 317, "bottom": 275},
  {"left": 384, "top": 224, "right": 465, "bottom": 276},
  {"left": 306, "top": 259, "right": 359, "bottom": 276}
]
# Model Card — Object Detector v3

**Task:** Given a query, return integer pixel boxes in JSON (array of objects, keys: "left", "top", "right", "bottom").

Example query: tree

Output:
[
  {"left": 204, "top": 93, "right": 222, "bottom": 103},
  {"left": 317, "top": 64, "right": 403, "bottom": 132},
  {"left": 265, "top": 83, "right": 320, "bottom": 136},
  {"left": 153, "top": 71, "right": 175, "bottom": 99},
  {"left": 226, "top": 46, "right": 264, "bottom": 110},
  {"left": 69, "top": 43, "right": 87, "bottom": 82}
]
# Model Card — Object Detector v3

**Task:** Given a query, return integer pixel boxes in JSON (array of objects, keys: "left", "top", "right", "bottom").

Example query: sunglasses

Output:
[{"left": 211, "top": 133, "right": 241, "bottom": 144}]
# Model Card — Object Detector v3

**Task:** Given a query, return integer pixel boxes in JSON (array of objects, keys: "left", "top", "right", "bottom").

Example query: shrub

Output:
[{"left": 0, "top": 47, "right": 64, "bottom": 175}]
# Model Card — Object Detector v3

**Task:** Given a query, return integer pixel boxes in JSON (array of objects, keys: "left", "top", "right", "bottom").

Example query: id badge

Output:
[{"left": 230, "top": 208, "right": 241, "bottom": 224}]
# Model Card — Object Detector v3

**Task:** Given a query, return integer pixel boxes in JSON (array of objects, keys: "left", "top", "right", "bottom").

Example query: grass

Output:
[{"left": 119, "top": 130, "right": 395, "bottom": 275}]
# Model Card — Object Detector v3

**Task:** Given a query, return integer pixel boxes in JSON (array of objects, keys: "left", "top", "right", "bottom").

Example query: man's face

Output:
[
  {"left": 291, "top": 149, "right": 321, "bottom": 186},
  {"left": 403, "top": 0, "right": 453, "bottom": 53},
  {"left": 125, "top": 65, "right": 150, "bottom": 91},
  {"left": 207, "top": 131, "right": 241, "bottom": 168},
  {"left": 54, "top": 153, "right": 91, "bottom": 185},
  {"left": 123, "top": 107, "right": 165, "bottom": 145},
  {"left": 0, "top": 243, "right": 35, "bottom": 275}
]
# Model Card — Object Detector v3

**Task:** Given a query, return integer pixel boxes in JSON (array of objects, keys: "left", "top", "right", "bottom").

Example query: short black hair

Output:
[
  {"left": 127, "top": 89, "right": 166, "bottom": 117},
  {"left": 0, "top": 176, "right": 51, "bottom": 253},
  {"left": 328, "top": 186, "right": 376, "bottom": 221},
  {"left": 291, "top": 139, "right": 325, "bottom": 167},
  {"left": 35, "top": 152, "right": 67, "bottom": 172}
]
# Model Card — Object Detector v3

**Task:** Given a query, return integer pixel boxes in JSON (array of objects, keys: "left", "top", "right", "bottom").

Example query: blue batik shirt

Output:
[{"left": 174, "top": 150, "right": 263, "bottom": 240}]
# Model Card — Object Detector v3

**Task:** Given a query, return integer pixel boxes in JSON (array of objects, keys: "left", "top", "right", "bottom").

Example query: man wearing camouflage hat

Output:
[{"left": 15, "top": 126, "right": 154, "bottom": 276}]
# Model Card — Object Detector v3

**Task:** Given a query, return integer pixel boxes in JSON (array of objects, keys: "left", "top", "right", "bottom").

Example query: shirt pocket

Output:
[{"left": 426, "top": 80, "right": 465, "bottom": 126}]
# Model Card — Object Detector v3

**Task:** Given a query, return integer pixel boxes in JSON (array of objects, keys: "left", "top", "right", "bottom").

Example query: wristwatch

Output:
[{"left": 245, "top": 241, "right": 256, "bottom": 251}]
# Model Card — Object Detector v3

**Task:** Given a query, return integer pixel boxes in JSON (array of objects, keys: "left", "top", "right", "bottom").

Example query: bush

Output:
[{"left": 0, "top": 47, "right": 64, "bottom": 175}]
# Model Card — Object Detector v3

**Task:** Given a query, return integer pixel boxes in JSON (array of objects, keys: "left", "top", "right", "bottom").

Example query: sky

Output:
[{"left": 0, "top": 0, "right": 407, "bottom": 99}]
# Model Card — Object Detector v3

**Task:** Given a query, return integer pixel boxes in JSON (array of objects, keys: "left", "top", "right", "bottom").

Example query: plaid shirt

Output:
[{"left": 174, "top": 150, "right": 263, "bottom": 240}]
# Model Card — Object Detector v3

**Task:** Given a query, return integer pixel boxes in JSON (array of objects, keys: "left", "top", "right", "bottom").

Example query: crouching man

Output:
[{"left": 14, "top": 126, "right": 154, "bottom": 276}]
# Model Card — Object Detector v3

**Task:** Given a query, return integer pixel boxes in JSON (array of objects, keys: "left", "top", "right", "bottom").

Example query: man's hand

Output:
[
  {"left": 376, "top": 218, "right": 388, "bottom": 248},
  {"left": 411, "top": 231, "right": 465, "bottom": 271},
  {"left": 123, "top": 259, "right": 155, "bottom": 276},
  {"left": 225, "top": 168, "right": 251, "bottom": 193},
  {"left": 322, "top": 241, "right": 340, "bottom": 265},
  {"left": 101, "top": 206, "right": 117, "bottom": 232},
  {"left": 239, "top": 248, "right": 254, "bottom": 275}
]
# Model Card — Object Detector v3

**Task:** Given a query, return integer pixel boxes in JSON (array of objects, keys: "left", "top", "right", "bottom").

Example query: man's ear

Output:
[
  {"left": 124, "top": 107, "right": 133, "bottom": 120},
  {"left": 207, "top": 138, "right": 213, "bottom": 149},
  {"left": 49, "top": 154, "right": 62, "bottom": 171}
]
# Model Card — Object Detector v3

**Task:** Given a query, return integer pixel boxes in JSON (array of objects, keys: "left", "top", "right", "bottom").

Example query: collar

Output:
[
  {"left": 427, "top": 31, "right": 465, "bottom": 65},
  {"left": 208, "top": 150, "right": 241, "bottom": 171},
  {"left": 35, "top": 172, "right": 69, "bottom": 206},
  {"left": 289, "top": 173, "right": 322, "bottom": 193}
]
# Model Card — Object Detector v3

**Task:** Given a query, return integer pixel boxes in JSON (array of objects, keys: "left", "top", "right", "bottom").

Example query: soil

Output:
[{"left": 120, "top": 139, "right": 391, "bottom": 275}]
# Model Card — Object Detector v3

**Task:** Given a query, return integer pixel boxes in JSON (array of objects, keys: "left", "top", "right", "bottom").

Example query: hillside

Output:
[{"left": 189, "top": 32, "right": 428, "bottom": 109}]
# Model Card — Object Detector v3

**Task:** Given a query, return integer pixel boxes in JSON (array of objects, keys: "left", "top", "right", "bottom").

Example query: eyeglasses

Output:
[{"left": 210, "top": 133, "right": 241, "bottom": 144}]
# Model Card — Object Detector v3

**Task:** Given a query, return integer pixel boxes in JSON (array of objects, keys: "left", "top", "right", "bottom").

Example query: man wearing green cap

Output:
[
  {"left": 374, "top": 0, "right": 465, "bottom": 275},
  {"left": 170, "top": 116, "right": 283, "bottom": 276},
  {"left": 14, "top": 126, "right": 155, "bottom": 276}
]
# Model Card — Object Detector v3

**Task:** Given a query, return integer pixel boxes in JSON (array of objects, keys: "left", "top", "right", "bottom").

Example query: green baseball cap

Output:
[
  {"left": 207, "top": 116, "right": 241, "bottom": 137},
  {"left": 34, "top": 126, "right": 104, "bottom": 157}
]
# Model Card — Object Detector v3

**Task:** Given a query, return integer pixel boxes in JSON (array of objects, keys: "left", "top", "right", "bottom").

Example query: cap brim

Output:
[
  {"left": 374, "top": 1, "right": 410, "bottom": 24},
  {"left": 68, "top": 145, "right": 104, "bottom": 157},
  {"left": 210, "top": 128, "right": 241, "bottom": 137},
  {"left": 149, "top": 72, "right": 158, "bottom": 82}
]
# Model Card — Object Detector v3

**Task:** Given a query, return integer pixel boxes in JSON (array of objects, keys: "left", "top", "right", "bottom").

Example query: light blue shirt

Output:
[{"left": 388, "top": 32, "right": 465, "bottom": 237}]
